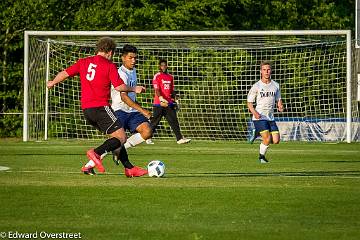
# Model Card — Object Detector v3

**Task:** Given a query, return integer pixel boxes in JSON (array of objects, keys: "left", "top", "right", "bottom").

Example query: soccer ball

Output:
[{"left": 147, "top": 160, "right": 165, "bottom": 177}]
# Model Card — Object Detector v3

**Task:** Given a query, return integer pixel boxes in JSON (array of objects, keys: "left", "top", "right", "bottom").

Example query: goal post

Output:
[{"left": 23, "top": 30, "right": 357, "bottom": 142}]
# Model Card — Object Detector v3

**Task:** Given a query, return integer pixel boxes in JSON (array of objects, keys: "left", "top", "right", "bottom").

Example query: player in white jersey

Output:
[
  {"left": 247, "top": 61, "right": 284, "bottom": 163},
  {"left": 111, "top": 44, "right": 153, "bottom": 164}
]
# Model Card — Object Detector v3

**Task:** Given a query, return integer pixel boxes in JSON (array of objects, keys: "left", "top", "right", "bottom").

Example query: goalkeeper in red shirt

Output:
[
  {"left": 146, "top": 59, "right": 191, "bottom": 144},
  {"left": 47, "top": 37, "right": 148, "bottom": 177}
]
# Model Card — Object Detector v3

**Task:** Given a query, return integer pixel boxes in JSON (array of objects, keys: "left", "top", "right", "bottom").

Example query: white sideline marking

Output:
[
  {"left": 5, "top": 170, "right": 125, "bottom": 176},
  {"left": 0, "top": 166, "right": 10, "bottom": 171},
  {"left": 2, "top": 169, "right": 360, "bottom": 178}
]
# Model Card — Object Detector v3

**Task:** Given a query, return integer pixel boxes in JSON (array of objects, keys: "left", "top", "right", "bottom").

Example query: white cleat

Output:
[
  {"left": 177, "top": 138, "right": 191, "bottom": 144},
  {"left": 146, "top": 139, "right": 154, "bottom": 144},
  {"left": 249, "top": 128, "right": 257, "bottom": 144}
]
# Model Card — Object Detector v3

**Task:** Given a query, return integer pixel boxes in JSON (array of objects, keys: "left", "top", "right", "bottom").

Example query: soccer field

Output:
[{"left": 0, "top": 139, "right": 359, "bottom": 240}]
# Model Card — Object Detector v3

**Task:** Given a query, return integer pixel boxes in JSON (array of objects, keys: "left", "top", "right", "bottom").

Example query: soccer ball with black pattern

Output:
[{"left": 147, "top": 160, "right": 165, "bottom": 177}]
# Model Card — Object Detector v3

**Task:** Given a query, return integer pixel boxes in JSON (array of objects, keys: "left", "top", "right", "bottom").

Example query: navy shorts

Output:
[
  {"left": 253, "top": 120, "right": 279, "bottom": 135},
  {"left": 114, "top": 110, "right": 149, "bottom": 133},
  {"left": 83, "top": 106, "right": 123, "bottom": 134}
]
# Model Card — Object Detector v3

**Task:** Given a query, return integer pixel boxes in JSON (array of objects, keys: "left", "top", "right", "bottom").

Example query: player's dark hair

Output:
[
  {"left": 260, "top": 60, "right": 272, "bottom": 69},
  {"left": 159, "top": 59, "right": 167, "bottom": 65},
  {"left": 96, "top": 37, "right": 116, "bottom": 54},
  {"left": 121, "top": 44, "right": 137, "bottom": 56}
]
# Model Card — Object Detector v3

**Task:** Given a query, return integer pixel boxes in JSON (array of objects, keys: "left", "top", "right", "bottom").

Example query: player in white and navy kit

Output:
[
  {"left": 247, "top": 61, "right": 284, "bottom": 163},
  {"left": 111, "top": 44, "right": 153, "bottom": 163}
]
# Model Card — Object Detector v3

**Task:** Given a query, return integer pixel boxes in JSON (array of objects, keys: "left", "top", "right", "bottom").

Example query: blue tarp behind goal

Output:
[{"left": 248, "top": 118, "right": 360, "bottom": 142}]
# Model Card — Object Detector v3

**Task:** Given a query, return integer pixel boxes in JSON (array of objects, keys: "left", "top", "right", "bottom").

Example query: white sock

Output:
[
  {"left": 259, "top": 143, "right": 269, "bottom": 155},
  {"left": 124, "top": 133, "right": 145, "bottom": 149},
  {"left": 85, "top": 160, "right": 95, "bottom": 168},
  {"left": 100, "top": 151, "right": 108, "bottom": 159}
]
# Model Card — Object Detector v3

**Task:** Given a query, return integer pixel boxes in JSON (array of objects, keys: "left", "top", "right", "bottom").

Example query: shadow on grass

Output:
[
  {"left": 165, "top": 170, "right": 360, "bottom": 178},
  {"left": 295, "top": 160, "right": 360, "bottom": 163}
]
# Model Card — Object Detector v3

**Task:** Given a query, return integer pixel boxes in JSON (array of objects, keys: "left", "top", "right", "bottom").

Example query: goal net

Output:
[{"left": 23, "top": 31, "right": 359, "bottom": 142}]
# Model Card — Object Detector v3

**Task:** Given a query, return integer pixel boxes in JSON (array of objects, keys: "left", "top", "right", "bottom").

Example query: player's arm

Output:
[
  {"left": 275, "top": 87, "right": 284, "bottom": 112},
  {"left": 277, "top": 99, "right": 284, "bottom": 112},
  {"left": 120, "top": 92, "right": 151, "bottom": 119},
  {"left": 247, "top": 85, "right": 260, "bottom": 119},
  {"left": 170, "top": 77, "right": 176, "bottom": 100},
  {"left": 171, "top": 91, "right": 177, "bottom": 100},
  {"left": 155, "top": 88, "right": 169, "bottom": 107},
  {"left": 111, "top": 65, "right": 145, "bottom": 93},
  {"left": 47, "top": 70, "right": 69, "bottom": 89},
  {"left": 152, "top": 74, "right": 168, "bottom": 107},
  {"left": 115, "top": 84, "right": 145, "bottom": 94},
  {"left": 247, "top": 102, "right": 261, "bottom": 119}
]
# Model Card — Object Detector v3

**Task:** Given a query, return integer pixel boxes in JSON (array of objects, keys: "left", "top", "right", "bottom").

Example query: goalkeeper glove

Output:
[
  {"left": 173, "top": 100, "right": 180, "bottom": 112},
  {"left": 159, "top": 96, "right": 168, "bottom": 107}
]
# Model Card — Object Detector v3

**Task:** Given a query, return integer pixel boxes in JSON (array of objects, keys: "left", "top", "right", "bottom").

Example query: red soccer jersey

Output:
[
  {"left": 152, "top": 72, "right": 174, "bottom": 105},
  {"left": 65, "top": 55, "right": 124, "bottom": 109}
]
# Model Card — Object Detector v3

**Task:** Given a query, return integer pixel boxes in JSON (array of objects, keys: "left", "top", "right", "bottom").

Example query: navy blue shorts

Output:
[
  {"left": 114, "top": 110, "right": 149, "bottom": 133},
  {"left": 253, "top": 120, "right": 279, "bottom": 135}
]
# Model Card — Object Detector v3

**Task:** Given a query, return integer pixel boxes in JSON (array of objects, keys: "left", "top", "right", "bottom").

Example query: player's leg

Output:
[
  {"left": 111, "top": 129, "right": 148, "bottom": 177},
  {"left": 149, "top": 106, "right": 163, "bottom": 132},
  {"left": 164, "top": 106, "right": 182, "bottom": 141},
  {"left": 108, "top": 112, "right": 149, "bottom": 177},
  {"left": 146, "top": 106, "right": 164, "bottom": 144},
  {"left": 248, "top": 126, "right": 258, "bottom": 144},
  {"left": 253, "top": 120, "right": 271, "bottom": 163},
  {"left": 112, "top": 110, "right": 130, "bottom": 164},
  {"left": 110, "top": 128, "right": 131, "bottom": 168},
  {"left": 112, "top": 111, "right": 142, "bottom": 160},
  {"left": 82, "top": 106, "right": 126, "bottom": 174},
  {"left": 259, "top": 130, "right": 271, "bottom": 163},
  {"left": 269, "top": 121, "right": 280, "bottom": 144},
  {"left": 268, "top": 122, "right": 280, "bottom": 162},
  {"left": 80, "top": 109, "right": 99, "bottom": 175},
  {"left": 112, "top": 113, "right": 152, "bottom": 164},
  {"left": 124, "top": 123, "right": 152, "bottom": 148},
  {"left": 124, "top": 112, "right": 152, "bottom": 149},
  {"left": 271, "top": 132, "right": 280, "bottom": 144},
  {"left": 164, "top": 105, "right": 191, "bottom": 144}
]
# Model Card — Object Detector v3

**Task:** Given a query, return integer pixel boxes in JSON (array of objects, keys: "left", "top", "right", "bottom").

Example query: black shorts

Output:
[{"left": 83, "top": 106, "right": 123, "bottom": 134}]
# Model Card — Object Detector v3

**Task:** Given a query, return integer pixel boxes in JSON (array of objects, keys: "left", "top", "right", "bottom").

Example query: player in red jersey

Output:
[
  {"left": 47, "top": 37, "right": 147, "bottom": 177},
  {"left": 146, "top": 59, "right": 191, "bottom": 144}
]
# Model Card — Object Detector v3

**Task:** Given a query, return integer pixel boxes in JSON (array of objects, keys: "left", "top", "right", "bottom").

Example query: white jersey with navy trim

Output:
[
  {"left": 111, "top": 65, "right": 138, "bottom": 113},
  {"left": 247, "top": 80, "right": 281, "bottom": 121}
]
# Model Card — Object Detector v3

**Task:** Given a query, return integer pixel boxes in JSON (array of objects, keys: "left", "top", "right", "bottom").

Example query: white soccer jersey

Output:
[
  {"left": 111, "top": 65, "right": 138, "bottom": 113},
  {"left": 247, "top": 80, "right": 281, "bottom": 121}
]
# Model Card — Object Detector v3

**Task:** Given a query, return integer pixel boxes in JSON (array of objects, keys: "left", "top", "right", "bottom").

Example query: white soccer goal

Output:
[{"left": 23, "top": 30, "right": 359, "bottom": 142}]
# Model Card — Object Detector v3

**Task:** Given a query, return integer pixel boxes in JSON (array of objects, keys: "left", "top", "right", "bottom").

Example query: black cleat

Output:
[
  {"left": 81, "top": 166, "right": 96, "bottom": 175},
  {"left": 259, "top": 155, "right": 269, "bottom": 163}
]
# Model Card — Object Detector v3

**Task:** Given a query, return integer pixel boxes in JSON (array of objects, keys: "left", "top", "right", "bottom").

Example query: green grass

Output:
[{"left": 0, "top": 139, "right": 359, "bottom": 240}]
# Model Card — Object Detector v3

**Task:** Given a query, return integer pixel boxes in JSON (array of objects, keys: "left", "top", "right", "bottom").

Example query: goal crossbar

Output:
[{"left": 25, "top": 30, "right": 350, "bottom": 36}]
